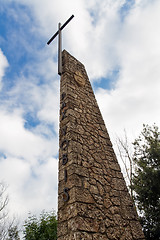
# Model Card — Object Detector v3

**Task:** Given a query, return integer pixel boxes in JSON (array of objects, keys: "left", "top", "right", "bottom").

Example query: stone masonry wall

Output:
[{"left": 58, "top": 50, "right": 145, "bottom": 240}]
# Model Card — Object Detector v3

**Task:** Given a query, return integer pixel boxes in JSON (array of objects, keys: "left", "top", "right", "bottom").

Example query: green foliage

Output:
[
  {"left": 23, "top": 210, "right": 57, "bottom": 240},
  {"left": 132, "top": 124, "right": 160, "bottom": 239},
  {"left": 7, "top": 225, "right": 20, "bottom": 240}
]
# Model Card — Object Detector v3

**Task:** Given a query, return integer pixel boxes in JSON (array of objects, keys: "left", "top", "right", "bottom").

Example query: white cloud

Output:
[
  {"left": 96, "top": 0, "right": 160, "bottom": 142},
  {"left": 37, "top": 84, "right": 60, "bottom": 133},
  {"left": 0, "top": 110, "right": 57, "bottom": 161},
  {"left": 0, "top": 109, "right": 58, "bottom": 220},
  {"left": 0, "top": 49, "right": 9, "bottom": 90},
  {"left": 0, "top": 155, "right": 58, "bottom": 219}
]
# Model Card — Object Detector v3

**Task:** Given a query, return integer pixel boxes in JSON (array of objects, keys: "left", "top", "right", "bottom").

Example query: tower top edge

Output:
[{"left": 62, "top": 50, "right": 85, "bottom": 71}]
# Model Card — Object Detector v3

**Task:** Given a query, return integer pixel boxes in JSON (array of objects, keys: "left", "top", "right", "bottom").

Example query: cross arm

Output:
[{"left": 47, "top": 15, "right": 74, "bottom": 45}]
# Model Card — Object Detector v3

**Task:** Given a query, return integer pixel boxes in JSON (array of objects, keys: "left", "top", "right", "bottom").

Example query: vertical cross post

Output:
[
  {"left": 47, "top": 15, "right": 74, "bottom": 76},
  {"left": 58, "top": 23, "right": 62, "bottom": 75}
]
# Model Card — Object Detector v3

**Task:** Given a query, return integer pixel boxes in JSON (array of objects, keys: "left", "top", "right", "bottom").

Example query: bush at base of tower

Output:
[{"left": 23, "top": 210, "right": 57, "bottom": 240}]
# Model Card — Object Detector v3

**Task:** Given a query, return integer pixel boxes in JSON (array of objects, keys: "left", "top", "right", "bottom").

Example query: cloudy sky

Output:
[{"left": 0, "top": 0, "right": 160, "bottom": 223}]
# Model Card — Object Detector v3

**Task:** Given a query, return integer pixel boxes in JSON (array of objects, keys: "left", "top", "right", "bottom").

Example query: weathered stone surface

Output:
[{"left": 58, "top": 50, "right": 145, "bottom": 239}]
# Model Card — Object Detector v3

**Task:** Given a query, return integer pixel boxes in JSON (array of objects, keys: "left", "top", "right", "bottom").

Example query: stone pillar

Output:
[{"left": 58, "top": 50, "right": 145, "bottom": 240}]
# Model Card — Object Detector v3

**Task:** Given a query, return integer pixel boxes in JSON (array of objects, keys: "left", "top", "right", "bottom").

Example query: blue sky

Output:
[{"left": 0, "top": 0, "right": 160, "bottom": 227}]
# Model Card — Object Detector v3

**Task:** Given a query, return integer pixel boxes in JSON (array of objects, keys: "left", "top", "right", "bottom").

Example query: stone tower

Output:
[{"left": 58, "top": 50, "right": 145, "bottom": 240}]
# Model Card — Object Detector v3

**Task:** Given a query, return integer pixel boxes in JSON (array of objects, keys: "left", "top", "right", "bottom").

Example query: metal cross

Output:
[{"left": 47, "top": 15, "right": 74, "bottom": 75}]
